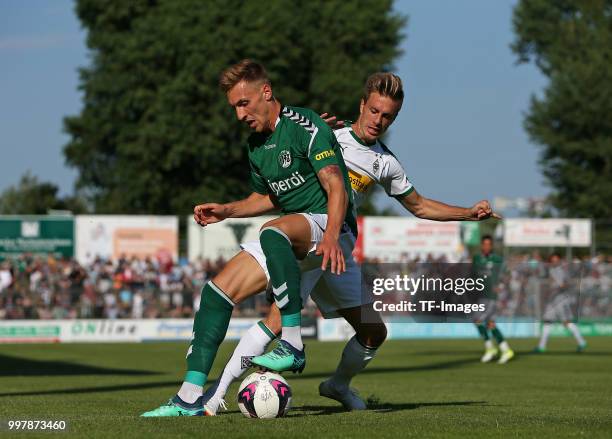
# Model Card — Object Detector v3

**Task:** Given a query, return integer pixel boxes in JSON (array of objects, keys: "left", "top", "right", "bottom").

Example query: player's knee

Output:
[
  {"left": 210, "top": 274, "right": 239, "bottom": 302},
  {"left": 260, "top": 219, "right": 285, "bottom": 235},
  {"left": 356, "top": 323, "right": 387, "bottom": 348},
  {"left": 487, "top": 320, "right": 496, "bottom": 329}
]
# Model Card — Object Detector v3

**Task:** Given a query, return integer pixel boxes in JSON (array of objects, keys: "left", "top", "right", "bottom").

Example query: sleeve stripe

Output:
[
  {"left": 307, "top": 126, "right": 319, "bottom": 157},
  {"left": 394, "top": 186, "right": 415, "bottom": 199},
  {"left": 282, "top": 107, "right": 316, "bottom": 135},
  {"left": 282, "top": 106, "right": 321, "bottom": 157}
]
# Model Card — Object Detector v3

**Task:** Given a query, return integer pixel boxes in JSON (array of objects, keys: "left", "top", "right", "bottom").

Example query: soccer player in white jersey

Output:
[
  {"left": 535, "top": 253, "right": 586, "bottom": 352},
  {"left": 200, "top": 72, "right": 501, "bottom": 415}
]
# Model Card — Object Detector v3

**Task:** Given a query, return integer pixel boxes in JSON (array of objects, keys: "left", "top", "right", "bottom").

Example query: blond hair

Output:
[
  {"left": 219, "top": 59, "right": 270, "bottom": 93},
  {"left": 363, "top": 72, "right": 404, "bottom": 102}
]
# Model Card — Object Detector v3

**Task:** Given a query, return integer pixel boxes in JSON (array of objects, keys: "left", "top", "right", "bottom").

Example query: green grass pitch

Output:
[{"left": 0, "top": 338, "right": 610, "bottom": 438}]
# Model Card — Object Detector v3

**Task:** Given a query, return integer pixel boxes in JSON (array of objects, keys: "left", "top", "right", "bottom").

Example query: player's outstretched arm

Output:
[
  {"left": 194, "top": 192, "right": 277, "bottom": 226},
  {"left": 399, "top": 190, "right": 502, "bottom": 221},
  {"left": 315, "top": 164, "right": 347, "bottom": 274}
]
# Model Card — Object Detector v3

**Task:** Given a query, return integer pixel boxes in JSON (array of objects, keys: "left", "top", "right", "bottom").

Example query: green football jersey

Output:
[
  {"left": 472, "top": 253, "right": 504, "bottom": 298},
  {"left": 247, "top": 105, "right": 357, "bottom": 235}
]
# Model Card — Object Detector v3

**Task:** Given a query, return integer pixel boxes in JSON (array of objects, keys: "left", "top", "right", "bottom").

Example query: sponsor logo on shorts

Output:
[{"left": 315, "top": 149, "right": 335, "bottom": 161}]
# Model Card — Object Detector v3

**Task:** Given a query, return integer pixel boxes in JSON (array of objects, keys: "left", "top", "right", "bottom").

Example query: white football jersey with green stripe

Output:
[{"left": 334, "top": 126, "right": 414, "bottom": 209}]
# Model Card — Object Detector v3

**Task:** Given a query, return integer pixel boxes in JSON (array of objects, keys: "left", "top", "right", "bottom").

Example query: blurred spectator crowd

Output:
[
  {"left": 492, "top": 253, "right": 611, "bottom": 319},
  {"left": 0, "top": 254, "right": 273, "bottom": 320},
  {"left": 0, "top": 252, "right": 610, "bottom": 320},
  {"left": 362, "top": 252, "right": 611, "bottom": 320}
]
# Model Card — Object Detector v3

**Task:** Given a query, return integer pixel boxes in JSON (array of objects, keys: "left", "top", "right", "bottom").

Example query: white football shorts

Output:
[{"left": 240, "top": 213, "right": 366, "bottom": 319}]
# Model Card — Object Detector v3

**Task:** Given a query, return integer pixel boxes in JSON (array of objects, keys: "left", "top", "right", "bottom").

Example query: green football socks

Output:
[
  {"left": 185, "top": 281, "right": 234, "bottom": 385},
  {"left": 260, "top": 226, "right": 303, "bottom": 349},
  {"left": 491, "top": 327, "right": 505, "bottom": 344},
  {"left": 477, "top": 323, "right": 490, "bottom": 341}
]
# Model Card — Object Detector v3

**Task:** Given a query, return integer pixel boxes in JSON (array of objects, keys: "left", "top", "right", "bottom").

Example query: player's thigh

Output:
[
  {"left": 337, "top": 304, "right": 387, "bottom": 348},
  {"left": 309, "top": 233, "right": 362, "bottom": 316},
  {"left": 474, "top": 298, "right": 496, "bottom": 323},
  {"left": 261, "top": 214, "right": 311, "bottom": 259},
  {"left": 325, "top": 243, "right": 387, "bottom": 347},
  {"left": 212, "top": 251, "right": 268, "bottom": 303},
  {"left": 560, "top": 301, "right": 574, "bottom": 322}
]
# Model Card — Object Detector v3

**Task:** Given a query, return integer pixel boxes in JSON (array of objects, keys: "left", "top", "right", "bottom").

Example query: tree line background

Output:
[{"left": 1, "top": 0, "right": 610, "bottom": 245}]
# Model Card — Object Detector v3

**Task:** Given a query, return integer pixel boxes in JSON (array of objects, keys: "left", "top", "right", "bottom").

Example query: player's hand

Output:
[
  {"left": 320, "top": 112, "right": 345, "bottom": 130},
  {"left": 315, "top": 235, "right": 345, "bottom": 275},
  {"left": 469, "top": 200, "right": 502, "bottom": 221},
  {"left": 193, "top": 203, "right": 229, "bottom": 227}
]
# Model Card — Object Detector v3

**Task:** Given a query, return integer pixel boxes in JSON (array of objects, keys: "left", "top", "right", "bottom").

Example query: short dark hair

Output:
[
  {"left": 481, "top": 235, "right": 493, "bottom": 243},
  {"left": 363, "top": 72, "right": 404, "bottom": 102},
  {"left": 219, "top": 59, "right": 270, "bottom": 93}
]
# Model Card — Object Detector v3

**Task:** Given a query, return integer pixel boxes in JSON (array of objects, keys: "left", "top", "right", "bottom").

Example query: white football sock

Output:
[
  {"left": 177, "top": 381, "right": 202, "bottom": 404},
  {"left": 329, "top": 336, "right": 377, "bottom": 390},
  {"left": 485, "top": 340, "right": 494, "bottom": 350},
  {"left": 566, "top": 322, "right": 586, "bottom": 346},
  {"left": 281, "top": 325, "right": 303, "bottom": 350},
  {"left": 203, "top": 321, "right": 276, "bottom": 405},
  {"left": 499, "top": 341, "right": 510, "bottom": 352},
  {"left": 538, "top": 323, "right": 552, "bottom": 349}
]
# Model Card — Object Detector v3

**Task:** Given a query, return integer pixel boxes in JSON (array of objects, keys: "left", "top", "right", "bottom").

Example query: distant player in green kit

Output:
[
  {"left": 141, "top": 59, "right": 356, "bottom": 416},
  {"left": 473, "top": 235, "right": 514, "bottom": 364}
]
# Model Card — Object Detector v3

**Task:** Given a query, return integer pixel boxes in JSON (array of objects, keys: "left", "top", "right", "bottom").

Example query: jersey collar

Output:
[{"left": 349, "top": 127, "right": 377, "bottom": 147}]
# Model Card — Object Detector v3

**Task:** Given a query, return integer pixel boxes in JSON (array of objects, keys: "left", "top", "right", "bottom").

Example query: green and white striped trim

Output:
[
  {"left": 207, "top": 281, "right": 235, "bottom": 306},
  {"left": 272, "top": 282, "right": 289, "bottom": 308},
  {"left": 257, "top": 321, "right": 277, "bottom": 340},
  {"left": 260, "top": 226, "right": 291, "bottom": 244}
]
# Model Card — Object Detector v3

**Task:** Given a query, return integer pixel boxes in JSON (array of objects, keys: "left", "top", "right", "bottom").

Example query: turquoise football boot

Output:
[
  {"left": 251, "top": 340, "right": 305, "bottom": 373},
  {"left": 140, "top": 395, "right": 204, "bottom": 417}
]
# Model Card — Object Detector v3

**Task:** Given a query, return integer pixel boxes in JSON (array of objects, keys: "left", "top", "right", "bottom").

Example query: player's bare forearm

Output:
[
  {"left": 400, "top": 191, "right": 470, "bottom": 221},
  {"left": 400, "top": 190, "right": 500, "bottom": 221},
  {"left": 317, "top": 165, "right": 348, "bottom": 239},
  {"left": 225, "top": 192, "right": 277, "bottom": 218}
]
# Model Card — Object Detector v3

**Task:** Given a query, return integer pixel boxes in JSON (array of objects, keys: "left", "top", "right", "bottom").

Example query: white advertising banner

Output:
[
  {"left": 188, "top": 216, "right": 276, "bottom": 262},
  {"left": 142, "top": 318, "right": 260, "bottom": 342},
  {"left": 75, "top": 215, "right": 178, "bottom": 264},
  {"left": 362, "top": 217, "right": 463, "bottom": 262},
  {"left": 0, "top": 318, "right": 261, "bottom": 343},
  {"left": 503, "top": 218, "right": 592, "bottom": 247}
]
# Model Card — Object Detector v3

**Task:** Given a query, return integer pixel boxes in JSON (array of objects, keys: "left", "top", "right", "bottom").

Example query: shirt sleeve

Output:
[
  {"left": 305, "top": 115, "right": 344, "bottom": 174},
  {"left": 381, "top": 154, "right": 414, "bottom": 198},
  {"left": 249, "top": 160, "right": 269, "bottom": 195}
]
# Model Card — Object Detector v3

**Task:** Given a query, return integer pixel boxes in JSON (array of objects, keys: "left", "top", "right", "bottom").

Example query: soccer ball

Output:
[{"left": 237, "top": 371, "right": 292, "bottom": 418}]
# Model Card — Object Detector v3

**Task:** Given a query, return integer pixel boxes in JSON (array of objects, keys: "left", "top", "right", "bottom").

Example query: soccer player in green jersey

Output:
[
  {"left": 473, "top": 235, "right": 514, "bottom": 364},
  {"left": 141, "top": 59, "right": 355, "bottom": 417},
  {"left": 211, "top": 60, "right": 357, "bottom": 373}
]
